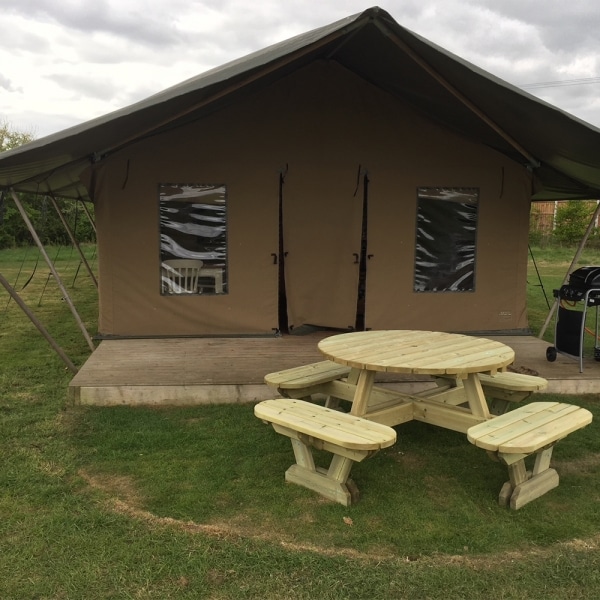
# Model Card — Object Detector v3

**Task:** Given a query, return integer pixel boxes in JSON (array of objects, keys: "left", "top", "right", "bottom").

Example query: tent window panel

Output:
[
  {"left": 159, "top": 184, "right": 228, "bottom": 295},
  {"left": 414, "top": 187, "right": 478, "bottom": 292}
]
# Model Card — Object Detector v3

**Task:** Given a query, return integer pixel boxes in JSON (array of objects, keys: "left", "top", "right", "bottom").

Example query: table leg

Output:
[
  {"left": 347, "top": 369, "right": 360, "bottom": 385},
  {"left": 350, "top": 369, "right": 375, "bottom": 417},
  {"left": 462, "top": 374, "right": 491, "bottom": 419},
  {"left": 325, "top": 368, "right": 361, "bottom": 410}
]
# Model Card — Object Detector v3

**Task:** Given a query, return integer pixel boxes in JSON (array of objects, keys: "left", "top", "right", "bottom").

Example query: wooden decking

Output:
[{"left": 68, "top": 333, "right": 600, "bottom": 406}]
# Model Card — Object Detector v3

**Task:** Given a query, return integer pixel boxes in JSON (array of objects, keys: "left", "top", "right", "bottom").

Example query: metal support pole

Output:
[
  {"left": 0, "top": 272, "right": 78, "bottom": 374},
  {"left": 48, "top": 195, "right": 98, "bottom": 288},
  {"left": 79, "top": 199, "right": 97, "bottom": 235},
  {"left": 10, "top": 189, "right": 95, "bottom": 351}
]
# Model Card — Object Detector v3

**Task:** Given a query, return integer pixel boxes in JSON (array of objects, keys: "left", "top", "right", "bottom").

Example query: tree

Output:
[
  {"left": 553, "top": 200, "right": 598, "bottom": 245},
  {"left": 0, "top": 119, "right": 35, "bottom": 153},
  {"left": 1, "top": 121, "right": 35, "bottom": 247},
  {"left": 0, "top": 121, "right": 95, "bottom": 248}
]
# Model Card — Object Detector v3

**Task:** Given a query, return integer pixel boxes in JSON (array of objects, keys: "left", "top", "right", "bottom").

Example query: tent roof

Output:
[{"left": 2, "top": 6, "right": 600, "bottom": 201}]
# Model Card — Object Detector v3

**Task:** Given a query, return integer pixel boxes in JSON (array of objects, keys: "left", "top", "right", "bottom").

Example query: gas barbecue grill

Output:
[{"left": 547, "top": 266, "right": 600, "bottom": 372}]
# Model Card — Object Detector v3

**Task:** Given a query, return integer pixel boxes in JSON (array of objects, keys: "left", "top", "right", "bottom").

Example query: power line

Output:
[{"left": 521, "top": 76, "right": 600, "bottom": 90}]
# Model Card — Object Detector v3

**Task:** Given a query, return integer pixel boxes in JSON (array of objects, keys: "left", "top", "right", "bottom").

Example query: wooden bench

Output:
[
  {"left": 265, "top": 362, "right": 548, "bottom": 417},
  {"left": 254, "top": 398, "right": 396, "bottom": 506},
  {"left": 264, "top": 361, "right": 352, "bottom": 400},
  {"left": 478, "top": 372, "right": 548, "bottom": 415},
  {"left": 467, "top": 402, "right": 592, "bottom": 509}
]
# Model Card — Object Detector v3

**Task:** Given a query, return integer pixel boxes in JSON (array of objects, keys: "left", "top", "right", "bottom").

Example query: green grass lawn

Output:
[{"left": 2, "top": 244, "right": 600, "bottom": 599}]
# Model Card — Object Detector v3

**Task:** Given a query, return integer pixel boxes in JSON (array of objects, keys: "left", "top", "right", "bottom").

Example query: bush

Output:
[
  {"left": 553, "top": 200, "right": 598, "bottom": 245},
  {"left": 0, "top": 193, "right": 95, "bottom": 249}
]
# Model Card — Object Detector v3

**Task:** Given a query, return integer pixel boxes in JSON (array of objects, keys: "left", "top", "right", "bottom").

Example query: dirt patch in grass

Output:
[
  {"left": 553, "top": 451, "right": 600, "bottom": 475},
  {"left": 388, "top": 449, "right": 428, "bottom": 470},
  {"left": 79, "top": 468, "right": 600, "bottom": 568},
  {"left": 81, "top": 470, "right": 146, "bottom": 508}
]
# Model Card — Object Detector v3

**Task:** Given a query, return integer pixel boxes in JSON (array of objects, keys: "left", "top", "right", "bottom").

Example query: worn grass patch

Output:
[{"left": 69, "top": 396, "right": 600, "bottom": 561}]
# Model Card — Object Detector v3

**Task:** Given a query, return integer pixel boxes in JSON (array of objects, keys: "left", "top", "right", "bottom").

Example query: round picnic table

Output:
[{"left": 318, "top": 330, "right": 515, "bottom": 420}]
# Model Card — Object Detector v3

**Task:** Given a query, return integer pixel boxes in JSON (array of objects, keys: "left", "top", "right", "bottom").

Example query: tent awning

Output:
[{"left": 2, "top": 6, "right": 600, "bottom": 201}]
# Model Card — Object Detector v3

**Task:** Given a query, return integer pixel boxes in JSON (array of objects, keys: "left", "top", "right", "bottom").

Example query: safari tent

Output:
[{"left": 3, "top": 6, "right": 600, "bottom": 340}]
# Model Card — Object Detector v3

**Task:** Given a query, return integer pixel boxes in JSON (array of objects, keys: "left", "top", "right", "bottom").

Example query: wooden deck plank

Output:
[{"left": 68, "top": 333, "right": 600, "bottom": 405}]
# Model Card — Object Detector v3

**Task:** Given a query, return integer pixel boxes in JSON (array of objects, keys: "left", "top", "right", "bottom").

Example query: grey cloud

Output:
[
  {"left": 541, "top": 82, "right": 600, "bottom": 113},
  {"left": 4, "top": 0, "right": 600, "bottom": 134},
  {"left": 0, "top": 74, "right": 21, "bottom": 93},
  {"left": 43, "top": 72, "right": 168, "bottom": 110},
  {"left": 44, "top": 72, "right": 120, "bottom": 102},
  {"left": 6, "top": 109, "right": 78, "bottom": 138},
  {"left": 388, "top": 0, "right": 600, "bottom": 104},
  {"left": 0, "top": 19, "right": 51, "bottom": 56},
  {"left": 3, "top": 0, "right": 182, "bottom": 48},
  {"left": 469, "top": 0, "right": 600, "bottom": 54}
]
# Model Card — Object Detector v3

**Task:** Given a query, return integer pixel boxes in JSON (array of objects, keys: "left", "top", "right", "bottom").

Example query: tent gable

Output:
[{"left": 2, "top": 6, "right": 600, "bottom": 200}]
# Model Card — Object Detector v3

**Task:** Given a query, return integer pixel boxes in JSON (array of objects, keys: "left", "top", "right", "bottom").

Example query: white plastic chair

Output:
[{"left": 161, "top": 259, "right": 204, "bottom": 294}]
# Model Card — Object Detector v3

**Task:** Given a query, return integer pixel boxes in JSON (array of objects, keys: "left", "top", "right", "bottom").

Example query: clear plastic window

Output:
[
  {"left": 159, "top": 184, "right": 228, "bottom": 295},
  {"left": 414, "top": 187, "right": 478, "bottom": 292}
]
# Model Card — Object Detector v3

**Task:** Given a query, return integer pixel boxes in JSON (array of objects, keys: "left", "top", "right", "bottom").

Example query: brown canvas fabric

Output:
[{"left": 92, "top": 61, "right": 530, "bottom": 336}]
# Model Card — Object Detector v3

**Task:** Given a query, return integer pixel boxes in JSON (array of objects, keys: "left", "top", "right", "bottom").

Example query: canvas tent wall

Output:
[
  {"left": 3, "top": 7, "right": 600, "bottom": 339},
  {"left": 92, "top": 59, "right": 530, "bottom": 336}
]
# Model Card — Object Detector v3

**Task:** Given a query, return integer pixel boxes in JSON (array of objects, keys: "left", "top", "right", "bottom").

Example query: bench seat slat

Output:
[
  {"left": 264, "top": 361, "right": 351, "bottom": 389},
  {"left": 468, "top": 402, "right": 593, "bottom": 453},
  {"left": 478, "top": 372, "right": 547, "bottom": 392},
  {"left": 468, "top": 401, "right": 559, "bottom": 432},
  {"left": 504, "top": 411, "right": 592, "bottom": 453},
  {"left": 264, "top": 400, "right": 393, "bottom": 440},
  {"left": 255, "top": 398, "right": 396, "bottom": 450}
]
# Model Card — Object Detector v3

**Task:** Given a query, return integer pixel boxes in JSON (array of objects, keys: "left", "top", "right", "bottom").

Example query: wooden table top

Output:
[{"left": 318, "top": 330, "right": 515, "bottom": 376}]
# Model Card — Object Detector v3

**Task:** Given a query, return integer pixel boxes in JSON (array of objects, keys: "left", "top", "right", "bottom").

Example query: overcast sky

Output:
[{"left": 1, "top": 0, "right": 600, "bottom": 140}]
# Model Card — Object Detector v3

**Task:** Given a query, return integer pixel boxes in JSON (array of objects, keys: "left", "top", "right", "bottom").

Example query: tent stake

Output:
[
  {"left": 0, "top": 272, "right": 78, "bottom": 374},
  {"left": 538, "top": 201, "right": 600, "bottom": 338},
  {"left": 10, "top": 189, "right": 95, "bottom": 352}
]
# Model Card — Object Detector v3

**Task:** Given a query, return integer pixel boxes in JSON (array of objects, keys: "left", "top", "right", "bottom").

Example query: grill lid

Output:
[{"left": 568, "top": 266, "right": 600, "bottom": 289}]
